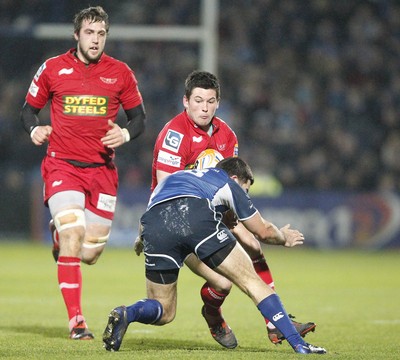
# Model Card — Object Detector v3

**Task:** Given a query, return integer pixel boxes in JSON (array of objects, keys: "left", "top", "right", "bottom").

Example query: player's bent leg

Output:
[
  {"left": 81, "top": 211, "right": 112, "bottom": 264},
  {"left": 81, "top": 227, "right": 109, "bottom": 265},
  {"left": 210, "top": 243, "right": 326, "bottom": 354},
  {"left": 185, "top": 253, "right": 232, "bottom": 293},
  {"left": 146, "top": 277, "right": 177, "bottom": 325},
  {"left": 185, "top": 253, "right": 237, "bottom": 348},
  {"left": 212, "top": 242, "right": 274, "bottom": 304},
  {"left": 232, "top": 223, "right": 317, "bottom": 345},
  {"left": 103, "top": 270, "right": 173, "bottom": 352}
]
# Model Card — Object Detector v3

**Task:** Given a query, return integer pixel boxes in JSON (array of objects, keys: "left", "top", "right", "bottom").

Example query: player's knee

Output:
[
  {"left": 81, "top": 232, "right": 109, "bottom": 264},
  {"left": 215, "top": 277, "right": 232, "bottom": 294},
  {"left": 157, "top": 308, "right": 176, "bottom": 325}
]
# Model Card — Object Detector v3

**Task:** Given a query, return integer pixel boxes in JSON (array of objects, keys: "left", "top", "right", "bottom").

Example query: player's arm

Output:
[
  {"left": 101, "top": 104, "right": 146, "bottom": 148},
  {"left": 124, "top": 103, "right": 146, "bottom": 141},
  {"left": 20, "top": 102, "right": 52, "bottom": 146},
  {"left": 156, "top": 169, "right": 172, "bottom": 184},
  {"left": 241, "top": 212, "right": 304, "bottom": 248}
]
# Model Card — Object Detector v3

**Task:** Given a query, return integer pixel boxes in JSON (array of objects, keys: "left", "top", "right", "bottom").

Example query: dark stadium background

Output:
[{"left": 1, "top": 0, "right": 400, "bottom": 249}]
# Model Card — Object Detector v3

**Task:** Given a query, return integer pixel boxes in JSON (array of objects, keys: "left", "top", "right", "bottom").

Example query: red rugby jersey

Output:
[
  {"left": 25, "top": 49, "right": 143, "bottom": 164},
  {"left": 151, "top": 110, "right": 238, "bottom": 190}
]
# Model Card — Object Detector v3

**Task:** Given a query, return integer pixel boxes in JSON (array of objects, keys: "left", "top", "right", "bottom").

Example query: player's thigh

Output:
[
  {"left": 48, "top": 190, "right": 85, "bottom": 216},
  {"left": 215, "top": 243, "right": 273, "bottom": 304},
  {"left": 81, "top": 210, "right": 112, "bottom": 264},
  {"left": 84, "top": 209, "right": 112, "bottom": 242},
  {"left": 184, "top": 253, "right": 232, "bottom": 293}
]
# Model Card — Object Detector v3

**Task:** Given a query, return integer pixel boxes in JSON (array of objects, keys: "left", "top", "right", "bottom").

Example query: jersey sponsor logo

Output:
[
  {"left": 28, "top": 81, "right": 39, "bottom": 97},
  {"left": 162, "top": 129, "right": 184, "bottom": 153},
  {"left": 217, "top": 230, "right": 229, "bottom": 242},
  {"left": 157, "top": 150, "right": 181, "bottom": 168},
  {"left": 63, "top": 95, "right": 108, "bottom": 116},
  {"left": 272, "top": 312, "right": 284, "bottom": 321},
  {"left": 100, "top": 77, "right": 117, "bottom": 84},
  {"left": 97, "top": 193, "right": 116, "bottom": 213},
  {"left": 34, "top": 62, "right": 46, "bottom": 82},
  {"left": 58, "top": 68, "right": 74, "bottom": 76},
  {"left": 52, "top": 180, "right": 63, "bottom": 187},
  {"left": 192, "top": 136, "right": 203, "bottom": 143}
]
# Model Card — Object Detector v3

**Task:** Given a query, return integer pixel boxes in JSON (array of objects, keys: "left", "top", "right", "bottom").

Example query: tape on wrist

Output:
[
  {"left": 121, "top": 128, "right": 130, "bottom": 143},
  {"left": 30, "top": 126, "right": 39, "bottom": 138}
]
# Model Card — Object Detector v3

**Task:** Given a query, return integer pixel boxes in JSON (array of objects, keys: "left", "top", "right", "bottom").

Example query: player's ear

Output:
[
  {"left": 74, "top": 32, "right": 79, "bottom": 41},
  {"left": 183, "top": 95, "right": 189, "bottom": 109}
]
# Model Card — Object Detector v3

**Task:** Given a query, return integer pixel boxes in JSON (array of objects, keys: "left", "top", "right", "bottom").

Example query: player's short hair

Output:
[
  {"left": 73, "top": 6, "right": 110, "bottom": 35},
  {"left": 184, "top": 70, "right": 220, "bottom": 100},
  {"left": 216, "top": 157, "right": 255, "bottom": 185}
]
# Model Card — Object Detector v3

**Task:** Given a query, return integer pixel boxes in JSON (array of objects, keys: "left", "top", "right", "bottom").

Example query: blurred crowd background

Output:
[{"left": 1, "top": 0, "right": 400, "bottom": 234}]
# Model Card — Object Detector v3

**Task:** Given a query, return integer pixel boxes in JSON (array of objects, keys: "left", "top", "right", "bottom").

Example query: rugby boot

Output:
[
  {"left": 69, "top": 316, "right": 94, "bottom": 340},
  {"left": 294, "top": 342, "right": 327, "bottom": 354},
  {"left": 103, "top": 306, "right": 129, "bottom": 351},
  {"left": 268, "top": 314, "right": 316, "bottom": 344},
  {"left": 201, "top": 305, "right": 238, "bottom": 349}
]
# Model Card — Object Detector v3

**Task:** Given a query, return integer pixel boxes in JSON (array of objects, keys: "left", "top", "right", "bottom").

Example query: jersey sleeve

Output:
[
  {"left": 119, "top": 63, "right": 143, "bottom": 110},
  {"left": 25, "top": 61, "right": 51, "bottom": 109},
  {"left": 226, "top": 180, "right": 258, "bottom": 220}
]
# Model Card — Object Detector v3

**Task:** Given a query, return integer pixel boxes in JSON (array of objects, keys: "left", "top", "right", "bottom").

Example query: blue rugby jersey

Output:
[{"left": 147, "top": 168, "right": 257, "bottom": 221}]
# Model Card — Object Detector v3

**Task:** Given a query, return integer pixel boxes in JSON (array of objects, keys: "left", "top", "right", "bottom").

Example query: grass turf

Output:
[{"left": 0, "top": 241, "right": 399, "bottom": 359}]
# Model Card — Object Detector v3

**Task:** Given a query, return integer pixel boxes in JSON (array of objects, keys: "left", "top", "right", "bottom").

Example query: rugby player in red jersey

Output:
[
  {"left": 20, "top": 6, "right": 146, "bottom": 340},
  {"left": 146, "top": 71, "right": 315, "bottom": 348}
]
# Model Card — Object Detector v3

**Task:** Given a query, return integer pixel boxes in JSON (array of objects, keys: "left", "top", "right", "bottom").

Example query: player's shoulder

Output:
[
  {"left": 160, "top": 112, "right": 189, "bottom": 133},
  {"left": 36, "top": 51, "right": 72, "bottom": 78},
  {"left": 213, "top": 116, "right": 237, "bottom": 137},
  {"left": 213, "top": 116, "right": 233, "bottom": 130},
  {"left": 42, "top": 50, "right": 69, "bottom": 67},
  {"left": 101, "top": 53, "right": 133, "bottom": 72}
]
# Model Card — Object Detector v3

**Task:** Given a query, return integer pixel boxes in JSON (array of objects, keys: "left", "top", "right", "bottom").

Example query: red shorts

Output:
[{"left": 41, "top": 156, "right": 118, "bottom": 220}]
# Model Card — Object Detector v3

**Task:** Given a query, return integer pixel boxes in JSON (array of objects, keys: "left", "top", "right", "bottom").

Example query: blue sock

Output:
[
  {"left": 126, "top": 299, "right": 163, "bottom": 324},
  {"left": 257, "top": 294, "right": 306, "bottom": 349}
]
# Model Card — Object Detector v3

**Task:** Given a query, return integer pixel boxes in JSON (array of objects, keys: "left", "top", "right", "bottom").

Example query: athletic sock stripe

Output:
[
  {"left": 57, "top": 261, "right": 81, "bottom": 266},
  {"left": 59, "top": 282, "right": 79, "bottom": 289}
]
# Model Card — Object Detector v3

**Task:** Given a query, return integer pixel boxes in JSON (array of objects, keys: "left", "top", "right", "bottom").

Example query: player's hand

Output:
[
  {"left": 280, "top": 224, "right": 305, "bottom": 247},
  {"left": 30, "top": 125, "right": 52, "bottom": 146},
  {"left": 222, "top": 209, "right": 238, "bottom": 229},
  {"left": 134, "top": 235, "right": 144, "bottom": 256},
  {"left": 101, "top": 120, "right": 129, "bottom": 149}
]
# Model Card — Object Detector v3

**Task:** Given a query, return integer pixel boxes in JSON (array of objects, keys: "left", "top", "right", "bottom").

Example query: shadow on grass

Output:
[
  {"left": 121, "top": 337, "right": 270, "bottom": 353},
  {"left": 3, "top": 325, "right": 276, "bottom": 354},
  {"left": 4, "top": 325, "right": 66, "bottom": 339}
]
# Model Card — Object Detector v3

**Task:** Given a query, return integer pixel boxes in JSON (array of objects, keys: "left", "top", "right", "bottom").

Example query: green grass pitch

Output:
[{"left": 0, "top": 241, "right": 399, "bottom": 359}]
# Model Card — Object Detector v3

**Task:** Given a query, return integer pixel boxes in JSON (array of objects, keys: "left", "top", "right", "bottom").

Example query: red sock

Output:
[
  {"left": 252, "top": 253, "right": 275, "bottom": 289},
  {"left": 252, "top": 254, "right": 275, "bottom": 326},
  {"left": 57, "top": 256, "right": 82, "bottom": 321},
  {"left": 200, "top": 282, "right": 228, "bottom": 317}
]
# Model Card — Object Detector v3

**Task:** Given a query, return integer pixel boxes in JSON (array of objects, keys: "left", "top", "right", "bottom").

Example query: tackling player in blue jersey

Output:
[{"left": 102, "top": 157, "right": 326, "bottom": 355}]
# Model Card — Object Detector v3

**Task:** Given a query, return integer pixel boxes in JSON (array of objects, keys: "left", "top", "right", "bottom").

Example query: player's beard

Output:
[{"left": 77, "top": 44, "right": 103, "bottom": 64}]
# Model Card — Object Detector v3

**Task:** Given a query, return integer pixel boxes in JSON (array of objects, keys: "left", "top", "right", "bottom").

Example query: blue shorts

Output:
[{"left": 140, "top": 197, "right": 237, "bottom": 270}]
